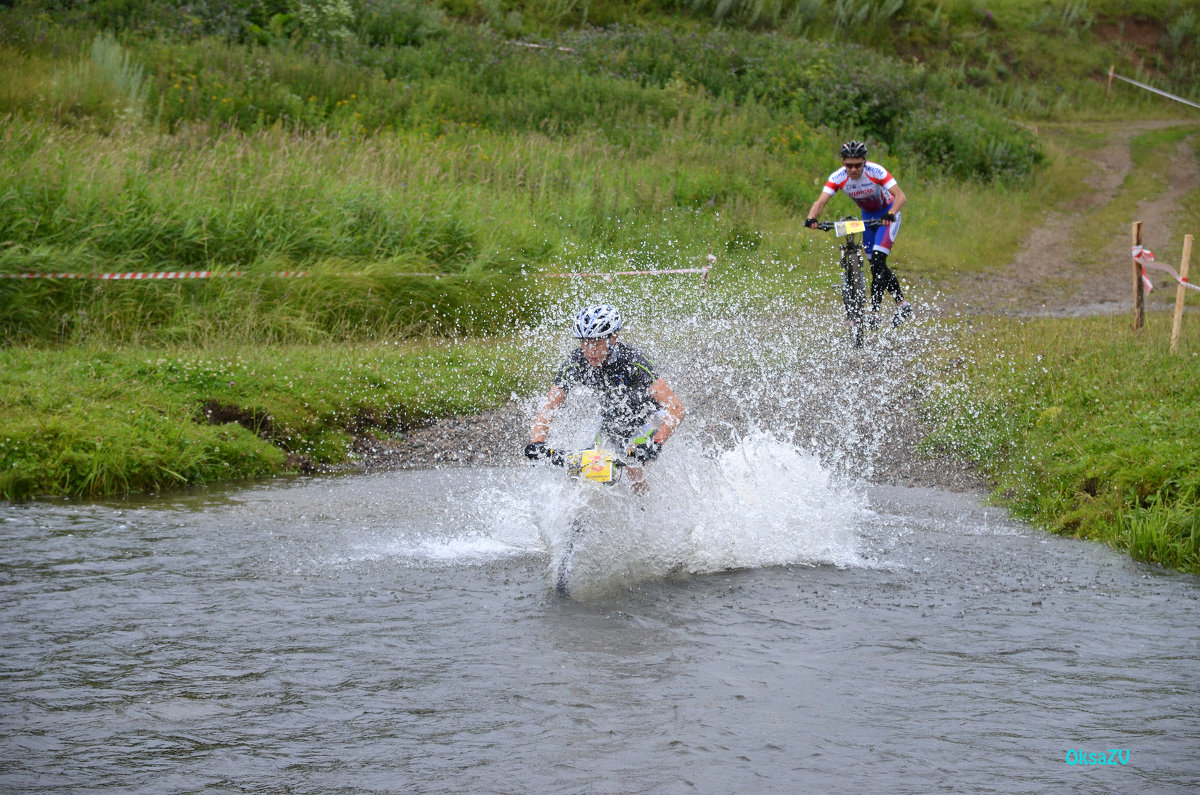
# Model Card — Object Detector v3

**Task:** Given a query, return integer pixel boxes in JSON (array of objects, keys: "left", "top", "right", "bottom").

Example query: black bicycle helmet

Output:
[{"left": 840, "top": 140, "right": 868, "bottom": 159}]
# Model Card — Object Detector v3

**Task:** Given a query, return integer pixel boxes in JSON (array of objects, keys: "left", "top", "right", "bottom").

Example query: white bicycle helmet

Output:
[{"left": 572, "top": 304, "right": 622, "bottom": 339}]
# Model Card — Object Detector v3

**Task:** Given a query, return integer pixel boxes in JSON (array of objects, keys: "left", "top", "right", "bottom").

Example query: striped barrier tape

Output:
[
  {"left": 542, "top": 265, "right": 711, "bottom": 280},
  {"left": 543, "top": 254, "right": 715, "bottom": 283},
  {"left": 1133, "top": 245, "right": 1198, "bottom": 294},
  {"left": 0, "top": 271, "right": 446, "bottom": 279},
  {"left": 1, "top": 255, "right": 716, "bottom": 285}
]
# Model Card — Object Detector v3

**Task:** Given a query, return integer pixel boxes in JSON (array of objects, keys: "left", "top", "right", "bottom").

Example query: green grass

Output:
[
  {"left": 925, "top": 313, "right": 1200, "bottom": 573},
  {"left": 0, "top": 108, "right": 1042, "bottom": 345},
  {"left": 0, "top": 340, "right": 534, "bottom": 499}
]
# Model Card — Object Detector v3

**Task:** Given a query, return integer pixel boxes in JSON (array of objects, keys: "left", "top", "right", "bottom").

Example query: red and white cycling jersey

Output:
[{"left": 822, "top": 161, "right": 897, "bottom": 212}]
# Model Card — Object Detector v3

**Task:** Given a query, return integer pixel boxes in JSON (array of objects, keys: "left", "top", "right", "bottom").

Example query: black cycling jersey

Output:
[{"left": 553, "top": 341, "right": 660, "bottom": 442}]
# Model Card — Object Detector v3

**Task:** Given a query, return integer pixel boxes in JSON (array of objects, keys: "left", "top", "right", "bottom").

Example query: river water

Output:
[
  {"left": 2, "top": 457, "right": 1198, "bottom": 793},
  {"left": 4, "top": 291, "right": 1200, "bottom": 791}
]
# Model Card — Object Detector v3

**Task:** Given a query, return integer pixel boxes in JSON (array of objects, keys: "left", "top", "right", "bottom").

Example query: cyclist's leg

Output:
[
  {"left": 875, "top": 230, "right": 915, "bottom": 326},
  {"left": 865, "top": 211, "right": 905, "bottom": 302},
  {"left": 860, "top": 212, "right": 889, "bottom": 317},
  {"left": 868, "top": 259, "right": 888, "bottom": 315},
  {"left": 863, "top": 211, "right": 912, "bottom": 326},
  {"left": 870, "top": 249, "right": 902, "bottom": 303}
]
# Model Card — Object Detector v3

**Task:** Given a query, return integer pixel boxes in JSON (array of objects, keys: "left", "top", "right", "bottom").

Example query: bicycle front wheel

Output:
[{"left": 841, "top": 248, "right": 867, "bottom": 347}]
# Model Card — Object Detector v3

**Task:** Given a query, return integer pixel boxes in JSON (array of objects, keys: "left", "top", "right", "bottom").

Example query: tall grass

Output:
[
  {"left": 925, "top": 314, "right": 1200, "bottom": 573},
  {"left": 4, "top": 12, "right": 1043, "bottom": 174},
  {"left": 0, "top": 340, "right": 535, "bottom": 499},
  {"left": 0, "top": 12, "right": 1053, "bottom": 345},
  {"left": 0, "top": 104, "right": 1056, "bottom": 346},
  {"left": 88, "top": 32, "right": 148, "bottom": 119}
]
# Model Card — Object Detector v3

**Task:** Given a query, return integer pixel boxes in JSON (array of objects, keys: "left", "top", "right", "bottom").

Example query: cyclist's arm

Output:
[
  {"left": 648, "top": 378, "right": 685, "bottom": 445},
  {"left": 806, "top": 191, "right": 833, "bottom": 223},
  {"left": 530, "top": 384, "right": 567, "bottom": 443},
  {"left": 887, "top": 183, "right": 906, "bottom": 217}
]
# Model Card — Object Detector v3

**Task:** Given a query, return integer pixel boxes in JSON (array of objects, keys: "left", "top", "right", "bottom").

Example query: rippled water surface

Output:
[{"left": 3, "top": 462, "right": 1198, "bottom": 793}]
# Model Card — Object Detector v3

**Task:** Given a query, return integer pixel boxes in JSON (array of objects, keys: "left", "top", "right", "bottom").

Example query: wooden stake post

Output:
[
  {"left": 1170, "top": 234, "right": 1193, "bottom": 354},
  {"left": 1132, "top": 221, "right": 1144, "bottom": 331}
]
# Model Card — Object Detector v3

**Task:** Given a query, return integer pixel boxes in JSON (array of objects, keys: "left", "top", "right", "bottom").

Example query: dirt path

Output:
[
  {"left": 944, "top": 120, "right": 1200, "bottom": 317},
  {"left": 345, "top": 122, "right": 1199, "bottom": 490}
]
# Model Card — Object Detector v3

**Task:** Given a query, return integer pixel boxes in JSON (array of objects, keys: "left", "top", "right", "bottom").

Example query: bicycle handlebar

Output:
[
  {"left": 542, "top": 448, "right": 629, "bottom": 468},
  {"left": 813, "top": 218, "right": 887, "bottom": 233}
]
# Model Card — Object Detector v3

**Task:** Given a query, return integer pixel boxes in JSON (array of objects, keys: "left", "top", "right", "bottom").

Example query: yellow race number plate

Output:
[{"left": 567, "top": 449, "right": 613, "bottom": 483}]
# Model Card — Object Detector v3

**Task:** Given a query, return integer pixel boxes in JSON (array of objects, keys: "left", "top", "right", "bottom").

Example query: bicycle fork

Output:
[{"left": 840, "top": 242, "right": 867, "bottom": 347}]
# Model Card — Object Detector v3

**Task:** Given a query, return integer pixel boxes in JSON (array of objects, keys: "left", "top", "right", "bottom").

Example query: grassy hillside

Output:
[
  {"left": 8, "top": 0, "right": 1191, "bottom": 344},
  {"left": 0, "top": 4, "right": 1054, "bottom": 341}
]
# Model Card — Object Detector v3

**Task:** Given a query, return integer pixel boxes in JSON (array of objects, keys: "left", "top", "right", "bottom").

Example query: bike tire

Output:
[
  {"left": 554, "top": 518, "right": 584, "bottom": 598},
  {"left": 841, "top": 248, "right": 867, "bottom": 348}
]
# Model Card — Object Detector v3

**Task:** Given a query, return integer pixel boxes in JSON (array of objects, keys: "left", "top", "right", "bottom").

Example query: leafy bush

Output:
[
  {"left": 356, "top": 0, "right": 449, "bottom": 46},
  {"left": 899, "top": 108, "right": 1044, "bottom": 181}
]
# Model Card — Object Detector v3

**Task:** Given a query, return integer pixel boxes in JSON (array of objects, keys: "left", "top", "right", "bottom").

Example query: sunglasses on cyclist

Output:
[{"left": 843, "top": 161, "right": 866, "bottom": 169}]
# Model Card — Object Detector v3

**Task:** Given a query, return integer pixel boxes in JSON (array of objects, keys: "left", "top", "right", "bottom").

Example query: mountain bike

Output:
[
  {"left": 532, "top": 445, "right": 632, "bottom": 597},
  {"left": 813, "top": 217, "right": 886, "bottom": 348}
]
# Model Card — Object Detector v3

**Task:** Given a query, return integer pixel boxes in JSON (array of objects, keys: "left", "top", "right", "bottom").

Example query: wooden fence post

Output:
[
  {"left": 1171, "top": 234, "right": 1193, "bottom": 354},
  {"left": 1132, "top": 221, "right": 1144, "bottom": 331},
  {"left": 1106, "top": 65, "right": 1115, "bottom": 98}
]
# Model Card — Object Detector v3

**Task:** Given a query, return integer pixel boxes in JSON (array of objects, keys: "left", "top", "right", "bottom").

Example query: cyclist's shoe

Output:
[
  {"left": 892, "top": 303, "right": 913, "bottom": 328},
  {"left": 867, "top": 311, "right": 882, "bottom": 331}
]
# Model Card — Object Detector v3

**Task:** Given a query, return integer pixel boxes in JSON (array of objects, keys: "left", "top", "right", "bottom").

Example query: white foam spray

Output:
[
  {"left": 508, "top": 425, "right": 864, "bottom": 598},
  {"left": 499, "top": 248, "right": 963, "bottom": 597}
]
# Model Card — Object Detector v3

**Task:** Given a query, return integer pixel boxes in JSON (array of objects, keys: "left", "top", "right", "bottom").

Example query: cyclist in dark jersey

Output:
[{"left": 525, "top": 304, "right": 685, "bottom": 467}]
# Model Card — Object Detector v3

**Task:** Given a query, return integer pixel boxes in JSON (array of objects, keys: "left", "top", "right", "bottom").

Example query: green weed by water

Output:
[
  {"left": 926, "top": 314, "right": 1200, "bottom": 573},
  {"left": 0, "top": 341, "right": 533, "bottom": 499}
]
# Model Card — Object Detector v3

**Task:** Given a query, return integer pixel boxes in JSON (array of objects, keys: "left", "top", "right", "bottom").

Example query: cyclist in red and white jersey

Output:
[{"left": 804, "top": 140, "right": 913, "bottom": 328}]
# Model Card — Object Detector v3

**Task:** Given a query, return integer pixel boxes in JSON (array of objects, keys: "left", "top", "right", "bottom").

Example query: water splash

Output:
[
  {"left": 502, "top": 244, "right": 967, "bottom": 596},
  {"left": 509, "top": 429, "right": 864, "bottom": 599}
]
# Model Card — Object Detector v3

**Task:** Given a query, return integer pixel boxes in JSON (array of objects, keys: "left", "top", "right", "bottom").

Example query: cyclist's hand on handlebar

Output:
[
  {"left": 524, "top": 441, "right": 548, "bottom": 460},
  {"left": 629, "top": 440, "right": 661, "bottom": 463},
  {"left": 804, "top": 217, "right": 818, "bottom": 229},
  {"left": 880, "top": 212, "right": 896, "bottom": 222}
]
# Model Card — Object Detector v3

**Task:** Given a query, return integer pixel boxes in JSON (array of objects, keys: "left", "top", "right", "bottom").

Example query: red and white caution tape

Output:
[
  {"left": 505, "top": 40, "right": 576, "bottom": 54},
  {"left": 0, "top": 270, "right": 302, "bottom": 280},
  {"left": 0, "top": 270, "right": 443, "bottom": 280},
  {"left": 543, "top": 254, "right": 715, "bottom": 283},
  {"left": 542, "top": 265, "right": 711, "bottom": 280},
  {"left": 2, "top": 256, "right": 717, "bottom": 284},
  {"left": 1133, "top": 245, "right": 1198, "bottom": 294}
]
